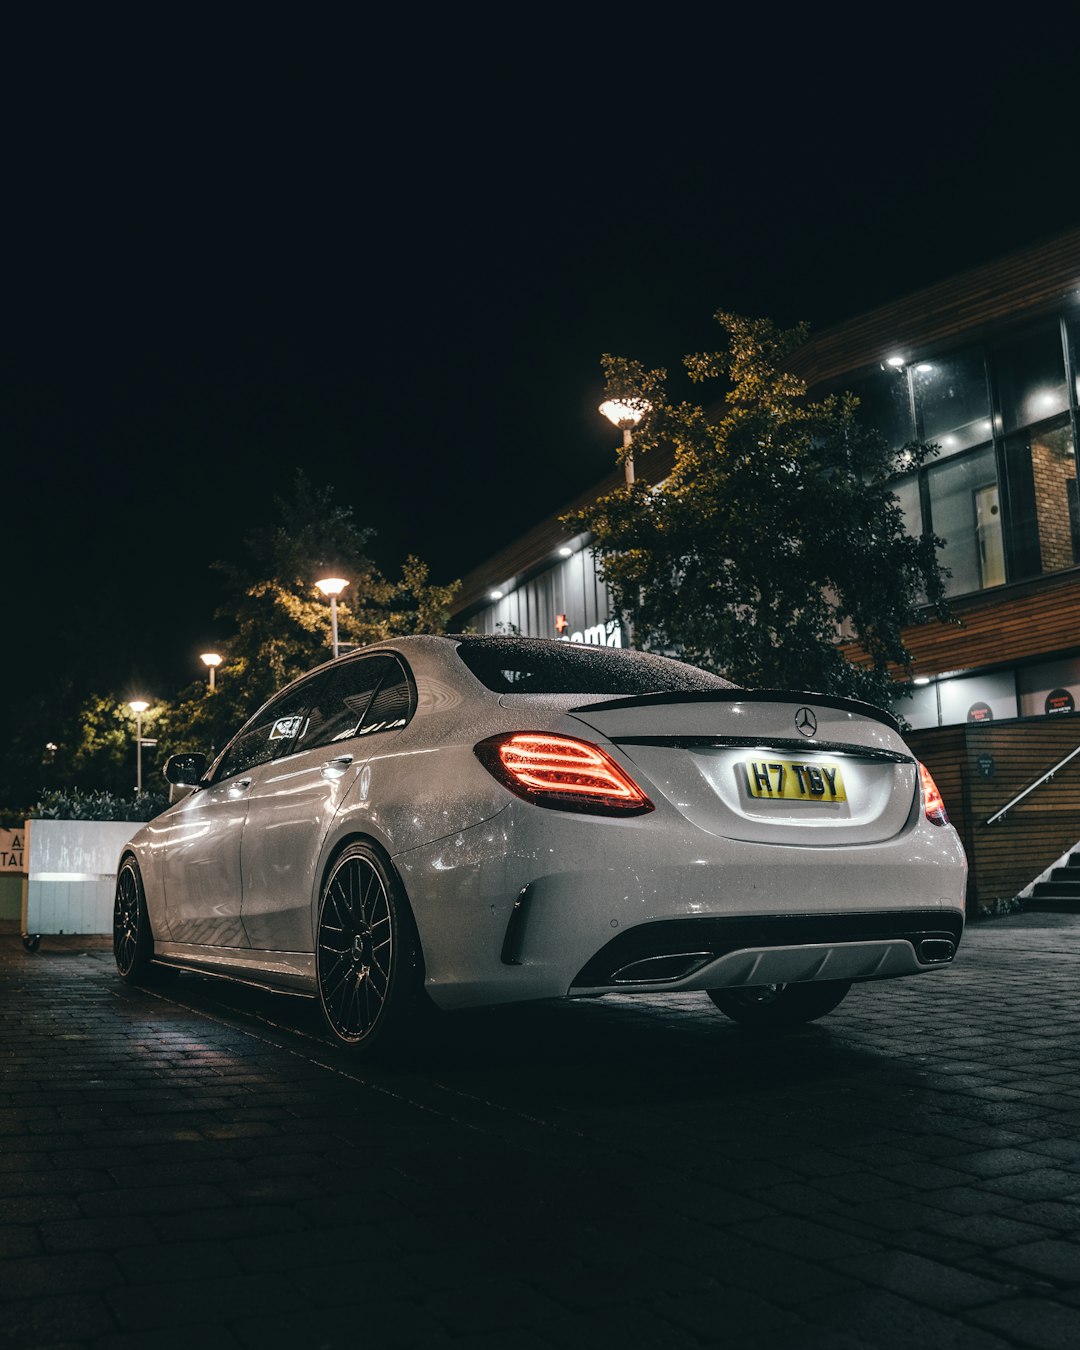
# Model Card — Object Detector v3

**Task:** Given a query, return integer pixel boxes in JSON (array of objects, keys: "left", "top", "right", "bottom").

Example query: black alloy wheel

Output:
[
  {"left": 707, "top": 979, "right": 851, "bottom": 1030},
  {"left": 113, "top": 857, "right": 155, "bottom": 983},
  {"left": 315, "top": 842, "right": 422, "bottom": 1053}
]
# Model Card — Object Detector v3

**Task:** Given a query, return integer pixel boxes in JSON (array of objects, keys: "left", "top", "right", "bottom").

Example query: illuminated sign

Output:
[{"left": 558, "top": 620, "right": 623, "bottom": 648}]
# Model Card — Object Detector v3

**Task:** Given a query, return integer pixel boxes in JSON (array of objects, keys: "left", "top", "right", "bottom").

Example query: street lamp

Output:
[
  {"left": 599, "top": 397, "right": 651, "bottom": 486},
  {"left": 200, "top": 652, "right": 222, "bottom": 691},
  {"left": 128, "top": 700, "right": 150, "bottom": 794},
  {"left": 315, "top": 577, "right": 349, "bottom": 658}
]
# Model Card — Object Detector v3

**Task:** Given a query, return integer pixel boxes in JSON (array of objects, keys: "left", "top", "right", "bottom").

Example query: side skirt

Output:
[{"left": 153, "top": 941, "right": 316, "bottom": 994}]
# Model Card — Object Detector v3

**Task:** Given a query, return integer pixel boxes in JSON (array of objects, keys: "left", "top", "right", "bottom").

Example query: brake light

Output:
[
  {"left": 919, "top": 762, "right": 949, "bottom": 826},
  {"left": 475, "top": 732, "right": 654, "bottom": 816}
]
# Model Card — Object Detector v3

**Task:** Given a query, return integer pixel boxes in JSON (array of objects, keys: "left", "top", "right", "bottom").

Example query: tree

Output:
[
  {"left": 566, "top": 313, "right": 948, "bottom": 709},
  {"left": 160, "top": 472, "right": 459, "bottom": 761},
  {"left": 66, "top": 695, "right": 167, "bottom": 797}
]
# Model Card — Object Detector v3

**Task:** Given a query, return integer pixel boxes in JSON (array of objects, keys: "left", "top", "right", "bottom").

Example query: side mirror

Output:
[{"left": 163, "top": 753, "right": 207, "bottom": 787}]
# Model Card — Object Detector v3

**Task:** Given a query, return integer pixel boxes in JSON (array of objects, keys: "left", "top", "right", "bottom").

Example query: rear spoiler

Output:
[{"left": 571, "top": 689, "right": 901, "bottom": 735}]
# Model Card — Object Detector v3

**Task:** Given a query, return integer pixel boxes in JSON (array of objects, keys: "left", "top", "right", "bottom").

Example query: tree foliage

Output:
[
  {"left": 10, "top": 473, "right": 460, "bottom": 808},
  {"left": 66, "top": 695, "right": 168, "bottom": 797},
  {"left": 208, "top": 473, "right": 457, "bottom": 706},
  {"left": 161, "top": 472, "right": 460, "bottom": 760},
  {"left": 566, "top": 314, "right": 948, "bottom": 709}
]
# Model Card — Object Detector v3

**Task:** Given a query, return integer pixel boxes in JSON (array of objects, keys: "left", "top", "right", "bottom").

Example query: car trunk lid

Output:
[{"left": 566, "top": 691, "right": 917, "bottom": 845}]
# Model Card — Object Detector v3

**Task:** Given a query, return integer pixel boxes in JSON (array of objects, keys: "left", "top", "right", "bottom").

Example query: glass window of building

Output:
[
  {"left": 911, "top": 348, "right": 992, "bottom": 457},
  {"left": 896, "top": 682, "right": 939, "bottom": 730},
  {"left": 1018, "top": 656, "right": 1080, "bottom": 718},
  {"left": 891, "top": 472, "right": 928, "bottom": 604},
  {"left": 995, "top": 323, "right": 1069, "bottom": 433},
  {"left": 927, "top": 445, "right": 1004, "bottom": 595},
  {"left": 891, "top": 473, "right": 923, "bottom": 537},
  {"left": 1002, "top": 419, "right": 1080, "bottom": 578},
  {"left": 937, "top": 671, "right": 1018, "bottom": 726},
  {"left": 1068, "top": 314, "right": 1080, "bottom": 408},
  {"left": 850, "top": 367, "right": 914, "bottom": 453}
]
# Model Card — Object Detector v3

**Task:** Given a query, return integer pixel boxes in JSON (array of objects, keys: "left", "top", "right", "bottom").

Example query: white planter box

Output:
[{"left": 24, "top": 819, "right": 143, "bottom": 936}]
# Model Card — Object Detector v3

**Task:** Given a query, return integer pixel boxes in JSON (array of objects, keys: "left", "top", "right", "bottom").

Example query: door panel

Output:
[
  {"left": 238, "top": 654, "right": 412, "bottom": 953},
  {"left": 160, "top": 774, "right": 254, "bottom": 947},
  {"left": 239, "top": 746, "right": 367, "bottom": 952},
  {"left": 161, "top": 679, "right": 319, "bottom": 949}
]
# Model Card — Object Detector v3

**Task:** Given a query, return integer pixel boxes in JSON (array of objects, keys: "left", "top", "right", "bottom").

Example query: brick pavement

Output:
[{"left": 1, "top": 915, "right": 1080, "bottom": 1348}]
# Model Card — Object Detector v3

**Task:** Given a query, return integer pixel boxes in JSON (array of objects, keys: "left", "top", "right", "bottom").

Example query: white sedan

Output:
[{"left": 113, "top": 635, "right": 967, "bottom": 1054}]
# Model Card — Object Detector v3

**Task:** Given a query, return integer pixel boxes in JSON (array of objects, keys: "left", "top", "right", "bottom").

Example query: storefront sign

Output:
[
  {"left": 0, "top": 829, "right": 25, "bottom": 873},
  {"left": 557, "top": 619, "right": 622, "bottom": 648},
  {"left": 1044, "top": 688, "right": 1075, "bottom": 716},
  {"left": 967, "top": 702, "right": 993, "bottom": 725}
]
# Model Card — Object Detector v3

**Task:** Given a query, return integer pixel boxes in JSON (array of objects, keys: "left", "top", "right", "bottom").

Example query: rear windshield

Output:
[{"left": 454, "top": 636, "right": 736, "bottom": 696}]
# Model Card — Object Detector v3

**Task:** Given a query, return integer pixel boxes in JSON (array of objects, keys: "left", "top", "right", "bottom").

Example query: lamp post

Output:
[
  {"left": 599, "top": 397, "right": 651, "bottom": 486},
  {"left": 200, "top": 652, "right": 222, "bottom": 691},
  {"left": 128, "top": 700, "right": 149, "bottom": 793},
  {"left": 315, "top": 577, "right": 349, "bottom": 658}
]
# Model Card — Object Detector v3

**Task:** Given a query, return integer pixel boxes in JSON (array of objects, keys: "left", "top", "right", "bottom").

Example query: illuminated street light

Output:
[
  {"left": 599, "top": 397, "right": 651, "bottom": 486},
  {"left": 315, "top": 577, "right": 349, "bottom": 658},
  {"left": 200, "top": 651, "right": 222, "bottom": 691},
  {"left": 128, "top": 700, "right": 150, "bottom": 793}
]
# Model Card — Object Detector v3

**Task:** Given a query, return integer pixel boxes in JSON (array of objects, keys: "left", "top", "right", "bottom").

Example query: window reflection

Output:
[
  {"left": 1068, "top": 316, "right": 1080, "bottom": 408},
  {"left": 842, "top": 316, "right": 1080, "bottom": 603},
  {"left": 927, "top": 446, "right": 1004, "bottom": 596},
  {"left": 1003, "top": 419, "right": 1079, "bottom": 578},
  {"left": 995, "top": 324, "right": 1069, "bottom": 433},
  {"left": 892, "top": 473, "right": 923, "bottom": 537},
  {"left": 937, "top": 671, "right": 1018, "bottom": 725},
  {"left": 851, "top": 368, "right": 914, "bottom": 453},
  {"left": 912, "top": 349, "right": 991, "bottom": 457}
]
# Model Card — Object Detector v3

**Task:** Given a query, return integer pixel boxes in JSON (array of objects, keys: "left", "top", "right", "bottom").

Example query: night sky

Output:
[{"left": 5, "top": 19, "right": 1080, "bottom": 723}]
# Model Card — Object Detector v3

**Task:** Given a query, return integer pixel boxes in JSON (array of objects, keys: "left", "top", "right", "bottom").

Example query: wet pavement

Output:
[{"left": 2, "top": 915, "right": 1080, "bottom": 1349}]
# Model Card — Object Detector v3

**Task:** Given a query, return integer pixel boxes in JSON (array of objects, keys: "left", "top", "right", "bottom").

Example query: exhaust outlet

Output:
[{"left": 917, "top": 938, "right": 955, "bottom": 964}]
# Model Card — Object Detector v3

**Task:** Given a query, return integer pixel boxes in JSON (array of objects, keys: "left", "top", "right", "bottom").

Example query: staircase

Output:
[{"left": 1026, "top": 852, "right": 1080, "bottom": 912}]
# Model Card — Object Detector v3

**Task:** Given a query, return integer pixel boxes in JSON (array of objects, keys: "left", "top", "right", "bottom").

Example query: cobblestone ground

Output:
[{"left": 2, "top": 916, "right": 1080, "bottom": 1349}]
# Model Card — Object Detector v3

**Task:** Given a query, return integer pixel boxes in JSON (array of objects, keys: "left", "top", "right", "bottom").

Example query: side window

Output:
[
  {"left": 359, "top": 663, "right": 414, "bottom": 735},
  {"left": 301, "top": 657, "right": 392, "bottom": 752},
  {"left": 215, "top": 683, "right": 315, "bottom": 782},
  {"left": 301, "top": 655, "right": 414, "bottom": 752}
]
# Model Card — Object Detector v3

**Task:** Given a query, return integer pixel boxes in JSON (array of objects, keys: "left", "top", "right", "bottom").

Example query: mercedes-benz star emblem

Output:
[{"left": 795, "top": 707, "right": 817, "bottom": 737}]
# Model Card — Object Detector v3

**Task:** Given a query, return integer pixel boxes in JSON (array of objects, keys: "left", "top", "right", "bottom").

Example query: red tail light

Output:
[
  {"left": 919, "top": 762, "right": 949, "bottom": 826},
  {"left": 475, "top": 732, "right": 655, "bottom": 816}
]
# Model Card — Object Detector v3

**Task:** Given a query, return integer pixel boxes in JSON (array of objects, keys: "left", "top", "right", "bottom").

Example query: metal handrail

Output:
[{"left": 984, "top": 744, "right": 1080, "bottom": 825}]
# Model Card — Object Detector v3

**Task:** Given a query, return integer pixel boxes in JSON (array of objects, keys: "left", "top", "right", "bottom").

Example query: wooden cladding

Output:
[
  {"left": 789, "top": 229, "right": 1080, "bottom": 390},
  {"left": 908, "top": 717, "right": 1080, "bottom": 912},
  {"left": 845, "top": 569, "right": 1080, "bottom": 679}
]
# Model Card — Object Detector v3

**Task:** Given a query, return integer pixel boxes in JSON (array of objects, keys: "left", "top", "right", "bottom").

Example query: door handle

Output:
[
  {"left": 227, "top": 777, "right": 253, "bottom": 798},
  {"left": 321, "top": 754, "right": 354, "bottom": 778}
]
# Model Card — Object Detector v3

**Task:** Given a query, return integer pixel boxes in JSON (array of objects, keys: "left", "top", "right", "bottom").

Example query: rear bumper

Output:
[
  {"left": 394, "top": 799, "right": 968, "bottom": 1011},
  {"left": 569, "top": 909, "right": 964, "bottom": 994}
]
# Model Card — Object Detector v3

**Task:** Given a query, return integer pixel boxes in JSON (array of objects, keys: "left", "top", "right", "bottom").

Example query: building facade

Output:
[{"left": 450, "top": 231, "right": 1080, "bottom": 908}]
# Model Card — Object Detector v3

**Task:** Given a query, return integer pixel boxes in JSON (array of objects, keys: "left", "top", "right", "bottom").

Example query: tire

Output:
[
  {"left": 113, "top": 857, "right": 156, "bottom": 984},
  {"left": 315, "top": 841, "right": 424, "bottom": 1055},
  {"left": 707, "top": 980, "right": 851, "bottom": 1030}
]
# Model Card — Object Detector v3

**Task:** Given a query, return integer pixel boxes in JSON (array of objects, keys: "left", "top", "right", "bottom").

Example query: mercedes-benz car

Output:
[{"left": 113, "top": 635, "right": 966, "bottom": 1054}]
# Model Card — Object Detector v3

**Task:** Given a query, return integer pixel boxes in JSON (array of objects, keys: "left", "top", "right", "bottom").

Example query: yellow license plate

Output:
[{"left": 742, "top": 758, "right": 847, "bottom": 802}]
